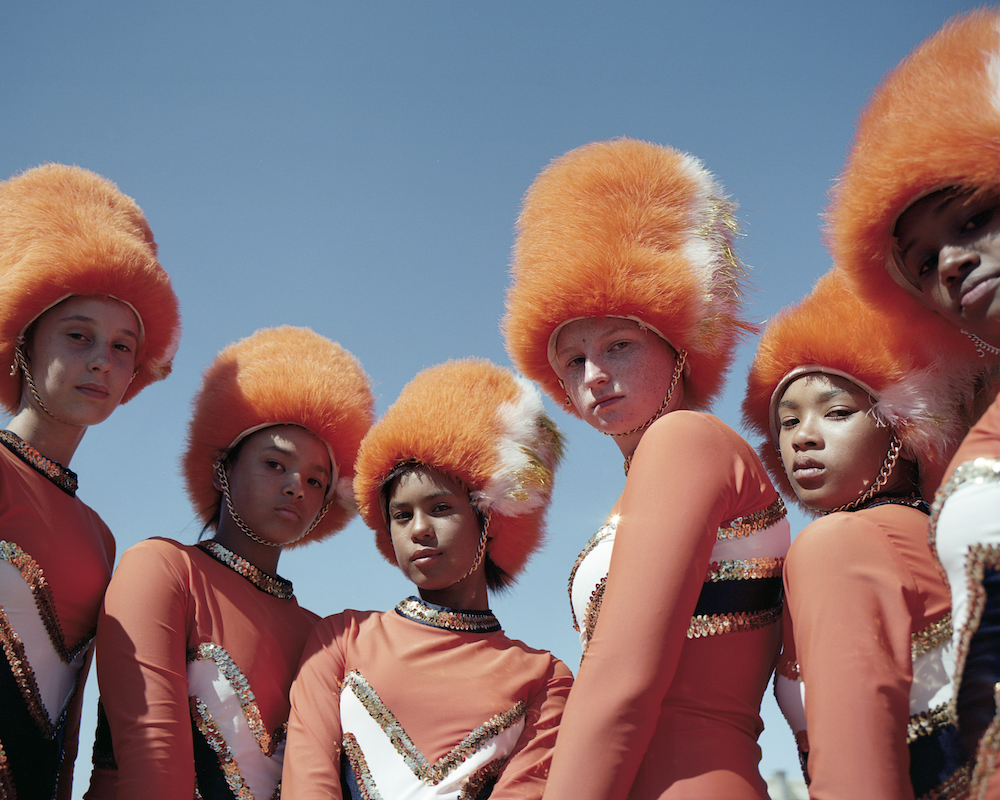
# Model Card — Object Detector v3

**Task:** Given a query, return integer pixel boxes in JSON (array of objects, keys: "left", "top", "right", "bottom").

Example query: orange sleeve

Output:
[
  {"left": 96, "top": 541, "right": 195, "bottom": 800},
  {"left": 785, "top": 515, "right": 915, "bottom": 800},
  {"left": 282, "top": 617, "right": 347, "bottom": 800},
  {"left": 491, "top": 657, "right": 573, "bottom": 799},
  {"left": 542, "top": 412, "right": 745, "bottom": 800}
]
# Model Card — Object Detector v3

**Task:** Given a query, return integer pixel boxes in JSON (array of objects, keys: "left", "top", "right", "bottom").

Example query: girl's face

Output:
[
  {"left": 894, "top": 188, "right": 1000, "bottom": 345},
  {"left": 554, "top": 317, "right": 683, "bottom": 435},
  {"left": 219, "top": 425, "right": 331, "bottom": 546},
  {"left": 24, "top": 296, "right": 139, "bottom": 426},
  {"left": 777, "top": 373, "right": 900, "bottom": 512},
  {"left": 388, "top": 467, "right": 487, "bottom": 610}
]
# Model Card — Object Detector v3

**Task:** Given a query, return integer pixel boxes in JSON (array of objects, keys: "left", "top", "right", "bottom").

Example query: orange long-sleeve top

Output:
[
  {"left": 544, "top": 411, "right": 789, "bottom": 800},
  {"left": 777, "top": 502, "right": 957, "bottom": 800},
  {"left": 282, "top": 598, "right": 573, "bottom": 800},
  {"left": 0, "top": 436, "right": 115, "bottom": 800},
  {"left": 94, "top": 538, "right": 318, "bottom": 800}
]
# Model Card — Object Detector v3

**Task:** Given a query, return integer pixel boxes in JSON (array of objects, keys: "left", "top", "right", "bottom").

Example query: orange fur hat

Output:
[
  {"left": 828, "top": 8, "right": 1000, "bottom": 361},
  {"left": 353, "top": 358, "right": 564, "bottom": 585},
  {"left": 184, "top": 326, "right": 375, "bottom": 547},
  {"left": 0, "top": 164, "right": 181, "bottom": 413},
  {"left": 503, "top": 138, "right": 754, "bottom": 413},
  {"left": 743, "top": 270, "right": 974, "bottom": 510}
]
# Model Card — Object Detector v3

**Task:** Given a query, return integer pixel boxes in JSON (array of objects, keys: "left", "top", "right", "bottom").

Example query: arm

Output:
[
  {"left": 543, "top": 412, "right": 745, "bottom": 800},
  {"left": 55, "top": 643, "right": 94, "bottom": 800},
  {"left": 785, "top": 515, "right": 915, "bottom": 800},
  {"left": 491, "top": 657, "right": 573, "bottom": 800},
  {"left": 282, "top": 619, "right": 347, "bottom": 800},
  {"left": 96, "top": 541, "right": 195, "bottom": 800}
]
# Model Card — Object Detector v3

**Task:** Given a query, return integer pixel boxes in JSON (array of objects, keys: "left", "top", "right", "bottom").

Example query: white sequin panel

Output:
[
  {"left": 0, "top": 558, "right": 84, "bottom": 724},
  {"left": 570, "top": 533, "right": 614, "bottom": 651},
  {"left": 935, "top": 479, "right": 1000, "bottom": 656},
  {"left": 774, "top": 672, "right": 806, "bottom": 740},
  {"left": 709, "top": 517, "right": 790, "bottom": 563},
  {"left": 340, "top": 678, "right": 524, "bottom": 800},
  {"left": 911, "top": 642, "right": 955, "bottom": 716},
  {"left": 187, "top": 657, "right": 283, "bottom": 800}
]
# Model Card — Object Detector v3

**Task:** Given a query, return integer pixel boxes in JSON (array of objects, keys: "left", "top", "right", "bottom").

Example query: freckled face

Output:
[
  {"left": 776, "top": 374, "right": 896, "bottom": 512},
  {"left": 894, "top": 189, "right": 1000, "bottom": 345},
  {"left": 388, "top": 467, "right": 486, "bottom": 608},
  {"left": 554, "top": 317, "right": 682, "bottom": 435},
  {"left": 23, "top": 296, "right": 140, "bottom": 426}
]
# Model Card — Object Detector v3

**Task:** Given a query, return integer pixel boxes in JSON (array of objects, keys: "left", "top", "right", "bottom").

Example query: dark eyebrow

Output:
[
  {"left": 555, "top": 324, "right": 637, "bottom": 358},
  {"left": 61, "top": 313, "right": 140, "bottom": 342},
  {"left": 262, "top": 443, "right": 331, "bottom": 479},
  {"left": 388, "top": 489, "right": 460, "bottom": 510}
]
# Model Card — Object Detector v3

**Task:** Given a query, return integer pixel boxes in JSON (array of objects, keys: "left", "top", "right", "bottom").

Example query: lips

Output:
[
  {"left": 960, "top": 274, "right": 1000, "bottom": 310},
  {"left": 591, "top": 393, "right": 624, "bottom": 412},
  {"left": 791, "top": 456, "right": 824, "bottom": 483},
  {"left": 76, "top": 383, "right": 110, "bottom": 400},
  {"left": 275, "top": 504, "right": 301, "bottom": 520},
  {"left": 411, "top": 549, "right": 441, "bottom": 564}
]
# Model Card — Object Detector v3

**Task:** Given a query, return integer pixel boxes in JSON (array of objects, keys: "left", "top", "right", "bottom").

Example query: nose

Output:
[
  {"left": 938, "top": 244, "right": 980, "bottom": 285},
  {"left": 792, "top": 416, "right": 821, "bottom": 450},
  {"left": 410, "top": 509, "right": 434, "bottom": 541},
  {"left": 88, "top": 342, "right": 114, "bottom": 373},
  {"left": 582, "top": 357, "right": 609, "bottom": 388},
  {"left": 283, "top": 472, "right": 305, "bottom": 499}
]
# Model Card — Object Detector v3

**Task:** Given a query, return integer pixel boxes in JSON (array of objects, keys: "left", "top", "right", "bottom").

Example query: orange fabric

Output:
[
  {"left": 947, "top": 393, "right": 1000, "bottom": 473},
  {"left": 282, "top": 605, "right": 573, "bottom": 799},
  {"left": 95, "top": 538, "right": 318, "bottom": 800},
  {"left": 783, "top": 505, "right": 950, "bottom": 800},
  {"left": 544, "top": 411, "right": 782, "bottom": 800},
  {"left": 0, "top": 444, "right": 115, "bottom": 800}
]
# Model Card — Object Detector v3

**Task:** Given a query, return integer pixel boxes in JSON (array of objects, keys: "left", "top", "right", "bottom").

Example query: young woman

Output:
[
  {"left": 0, "top": 164, "right": 180, "bottom": 800},
  {"left": 282, "top": 358, "right": 573, "bottom": 800},
  {"left": 92, "top": 326, "right": 374, "bottom": 800},
  {"left": 744, "top": 270, "right": 972, "bottom": 800},
  {"left": 502, "top": 138, "right": 790, "bottom": 799},
  {"left": 828, "top": 10, "right": 1000, "bottom": 794}
]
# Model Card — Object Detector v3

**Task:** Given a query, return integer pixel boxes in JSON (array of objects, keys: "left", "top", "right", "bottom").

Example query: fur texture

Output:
[
  {"left": 503, "top": 138, "right": 754, "bottom": 414},
  {"left": 828, "top": 9, "right": 1000, "bottom": 363},
  {"left": 353, "top": 358, "right": 564, "bottom": 583},
  {"left": 184, "top": 326, "right": 375, "bottom": 546},
  {"left": 0, "top": 164, "right": 181, "bottom": 412},
  {"left": 742, "top": 270, "right": 975, "bottom": 511}
]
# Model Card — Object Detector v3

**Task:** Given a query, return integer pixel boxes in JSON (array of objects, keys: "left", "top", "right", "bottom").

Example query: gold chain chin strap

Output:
[
  {"left": 214, "top": 461, "right": 331, "bottom": 547},
  {"left": 620, "top": 350, "right": 688, "bottom": 475},
  {"left": 964, "top": 330, "right": 1000, "bottom": 358},
  {"left": 12, "top": 341, "right": 69, "bottom": 424},
  {"left": 822, "top": 432, "right": 902, "bottom": 515},
  {"left": 455, "top": 512, "right": 491, "bottom": 583}
]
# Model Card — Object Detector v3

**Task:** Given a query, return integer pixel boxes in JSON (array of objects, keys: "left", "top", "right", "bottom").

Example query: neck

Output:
[
  {"left": 5, "top": 407, "right": 86, "bottom": 467},
  {"left": 418, "top": 574, "right": 490, "bottom": 612},
  {"left": 211, "top": 520, "right": 282, "bottom": 577}
]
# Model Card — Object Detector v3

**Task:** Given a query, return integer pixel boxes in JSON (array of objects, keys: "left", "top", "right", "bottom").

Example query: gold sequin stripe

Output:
[
  {"left": 687, "top": 606, "right": 782, "bottom": 639},
  {"left": 342, "top": 670, "right": 526, "bottom": 785},
  {"left": 188, "top": 643, "right": 283, "bottom": 755},
  {"left": 0, "top": 430, "right": 78, "bottom": 496},
  {"left": 343, "top": 733, "right": 381, "bottom": 800},
  {"left": 775, "top": 654, "right": 800, "bottom": 682},
  {"left": 921, "top": 764, "right": 971, "bottom": 800},
  {"left": 929, "top": 457, "right": 1000, "bottom": 585},
  {"left": 0, "top": 541, "right": 92, "bottom": 662},
  {"left": 908, "top": 702, "right": 955, "bottom": 744},
  {"left": 580, "top": 576, "right": 607, "bottom": 657},
  {"left": 198, "top": 542, "right": 293, "bottom": 600},
  {"left": 970, "top": 680, "right": 1000, "bottom": 799},
  {"left": 189, "top": 695, "right": 256, "bottom": 800},
  {"left": 705, "top": 557, "right": 784, "bottom": 582},
  {"left": 459, "top": 756, "right": 506, "bottom": 799},
  {"left": 395, "top": 598, "right": 500, "bottom": 633},
  {"left": 717, "top": 498, "right": 786, "bottom": 540},
  {"left": 912, "top": 613, "right": 953, "bottom": 660},
  {"left": 0, "top": 743, "right": 13, "bottom": 800},
  {"left": 567, "top": 520, "right": 616, "bottom": 632},
  {"left": 950, "top": 544, "right": 1000, "bottom": 722}
]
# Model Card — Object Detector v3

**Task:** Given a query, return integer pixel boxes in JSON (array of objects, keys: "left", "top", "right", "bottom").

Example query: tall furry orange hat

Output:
[
  {"left": 503, "top": 138, "right": 754, "bottom": 413},
  {"left": 184, "top": 326, "right": 375, "bottom": 547},
  {"left": 0, "top": 164, "right": 181, "bottom": 413},
  {"left": 828, "top": 9, "right": 1000, "bottom": 362},
  {"left": 743, "top": 270, "right": 974, "bottom": 510},
  {"left": 353, "top": 358, "right": 564, "bottom": 586}
]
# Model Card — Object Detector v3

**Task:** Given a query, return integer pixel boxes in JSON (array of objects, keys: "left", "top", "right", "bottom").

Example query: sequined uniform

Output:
[
  {"left": 0, "top": 433, "right": 115, "bottom": 800},
  {"left": 548, "top": 411, "right": 789, "bottom": 800},
  {"left": 91, "top": 538, "right": 318, "bottom": 800},
  {"left": 931, "top": 393, "right": 1000, "bottom": 798},
  {"left": 281, "top": 597, "right": 573, "bottom": 800},
  {"left": 774, "top": 501, "right": 966, "bottom": 800}
]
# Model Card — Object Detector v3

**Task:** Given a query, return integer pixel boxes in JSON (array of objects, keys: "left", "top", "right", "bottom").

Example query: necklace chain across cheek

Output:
[{"left": 618, "top": 349, "right": 687, "bottom": 476}]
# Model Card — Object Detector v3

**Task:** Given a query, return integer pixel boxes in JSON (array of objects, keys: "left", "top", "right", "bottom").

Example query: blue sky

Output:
[{"left": 1, "top": 1, "right": 986, "bottom": 793}]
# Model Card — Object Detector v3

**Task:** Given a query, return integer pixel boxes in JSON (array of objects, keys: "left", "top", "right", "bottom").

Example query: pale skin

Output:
[
  {"left": 553, "top": 317, "right": 686, "bottom": 457},
  {"left": 894, "top": 188, "right": 1000, "bottom": 347},
  {"left": 388, "top": 466, "right": 490, "bottom": 611},
  {"left": 210, "top": 425, "right": 332, "bottom": 577},
  {"left": 6, "top": 296, "right": 139, "bottom": 466},
  {"left": 776, "top": 373, "right": 913, "bottom": 512}
]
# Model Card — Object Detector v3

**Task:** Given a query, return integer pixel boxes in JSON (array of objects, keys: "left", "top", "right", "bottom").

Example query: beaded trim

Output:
[
  {"left": 971, "top": 680, "right": 1000, "bottom": 798},
  {"left": 929, "top": 457, "right": 1000, "bottom": 585},
  {"left": 687, "top": 606, "right": 782, "bottom": 639},
  {"left": 395, "top": 597, "right": 500, "bottom": 633},
  {"left": 567, "top": 518, "right": 617, "bottom": 632},
  {"left": 775, "top": 654, "right": 801, "bottom": 682},
  {"left": 0, "top": 745, "right": 11, "bottom": 800},
  {"left": 0, "top": 429, "right": 78, "bottom": 496},
  {"left": 705, "top": 556, "right": 784, "bottom": 583},
  {"left": 188, "top": 643, "right": 283, "bottom": 755},
  {"left": 580, "top": 576, "right": 607, "bottom": 656},
  {"left": 907, "top": 701, "right": 954, "bottom": 744},
  {"left": 912, "top": 613, "right": 952, "bottom": 660},
  {"left": 342, "top": 670, "right": 525, "bottom": 785},
  {"left": 197, "top": 541, "right": 293, "bottom": 600},
  {"left": 716, "top": 498, "right": 786, "bottom": 540}
]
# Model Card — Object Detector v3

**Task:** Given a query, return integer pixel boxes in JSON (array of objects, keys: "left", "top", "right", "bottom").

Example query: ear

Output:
[{"left": 211, "top": 461, "right": 224, "bottom": 492}]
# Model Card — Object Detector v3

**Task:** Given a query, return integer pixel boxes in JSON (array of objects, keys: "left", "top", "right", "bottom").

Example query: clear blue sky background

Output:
[{"left": 1, "top": 1, "right": 986, "bottom": 794}]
